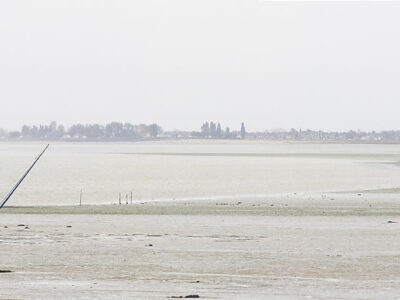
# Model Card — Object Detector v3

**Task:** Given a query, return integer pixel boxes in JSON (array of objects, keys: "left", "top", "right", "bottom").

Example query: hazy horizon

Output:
[
  {"left": 3, "top": 120, "right": 400, "bottom": 134},
  {"left": 2, "top": 1, "right": 400, "bottom": 132}
]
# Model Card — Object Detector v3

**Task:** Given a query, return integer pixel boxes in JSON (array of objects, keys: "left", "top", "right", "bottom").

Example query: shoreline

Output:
[
  {"left": 3, "top": 138, "right": 400, "bottom": 145},
  {"left": 2, "top": 200, "right": 400, "bottom": 217}
]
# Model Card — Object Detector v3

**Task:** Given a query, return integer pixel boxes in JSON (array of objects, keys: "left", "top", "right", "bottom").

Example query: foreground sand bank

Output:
[{"left": 1, "top": 196, "right": 400, "bottom": 299}]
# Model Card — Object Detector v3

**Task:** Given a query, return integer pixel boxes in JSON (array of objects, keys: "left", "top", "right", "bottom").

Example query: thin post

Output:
[
  {"left": 125, "top": 194, "right": 128, "bottom": 205},
  {"left": 130, "top": 192, "right": 133, "bottom": 205},
  {"left": 119, "top": 192, "right": 121, "bottom": 205},
  {"left": 0, "top": 144, "right": 49, "bottom": 209},
  {"left": 79, "top": 189, "right": 83, "bottom": 206}
]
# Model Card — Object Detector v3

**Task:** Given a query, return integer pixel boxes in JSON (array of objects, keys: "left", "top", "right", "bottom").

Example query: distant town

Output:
[{"left": 1, "top": 121, "right": 400, "bottom": 143}]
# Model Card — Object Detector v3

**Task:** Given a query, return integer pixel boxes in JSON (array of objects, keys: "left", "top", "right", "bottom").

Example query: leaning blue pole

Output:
[{"left": 0, "top": 144, "right": 49, "bottom": 209}]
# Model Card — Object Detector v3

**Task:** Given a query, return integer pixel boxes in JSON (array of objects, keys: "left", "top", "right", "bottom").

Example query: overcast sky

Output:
[{"left": 1, "top": 0, "right": 400, "bottom": 132}]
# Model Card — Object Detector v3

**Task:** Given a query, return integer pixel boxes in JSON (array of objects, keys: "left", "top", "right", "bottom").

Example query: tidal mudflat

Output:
[
  {"left": 2, "top": 141, "right": 400, "bottom": 206},
  {"left": 1, "top": 141, "right": 400, "bottom": 299},
  {"left": 1, "top": 196, "right": 400, "bottom": 299}
]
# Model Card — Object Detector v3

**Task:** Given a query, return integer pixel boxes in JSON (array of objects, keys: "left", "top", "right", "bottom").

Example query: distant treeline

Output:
[
  {"left": 2, "top": 121, "right": 400, "bottom": 142},
  {"left": 189, "top": 121, "right": 246, "bottom": 139},
  {"left": 0, "top": 122, "right": 162, "bottom": 141},
  {"left": 0, "top": 121, "right": 246, "bottom": 141},
  {"left": 165, "top": 124, "right": 400, "bottom": 142}
]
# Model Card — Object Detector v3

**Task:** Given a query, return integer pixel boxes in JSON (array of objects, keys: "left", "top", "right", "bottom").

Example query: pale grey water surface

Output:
[{"left": 1, "top": 141, "right": 400, "bottom": 206}]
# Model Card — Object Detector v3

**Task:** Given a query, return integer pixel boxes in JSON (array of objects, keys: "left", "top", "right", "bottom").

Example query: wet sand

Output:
[{"left": 1, "top": 195, "right": 400, "bottom": 299}]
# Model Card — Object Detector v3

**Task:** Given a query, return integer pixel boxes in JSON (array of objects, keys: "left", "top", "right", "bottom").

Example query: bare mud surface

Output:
[
  {"left": 1, "top": 198, "right": 400, "bottom": 299},
  {"left": 1, "top": 142, "right": 400, "bottom": 298}
]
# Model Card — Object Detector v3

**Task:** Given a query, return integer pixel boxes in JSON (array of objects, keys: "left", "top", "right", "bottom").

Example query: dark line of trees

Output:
[
  {"left": 190, "top": 121, "right": 245, "bottom": 139},
  {"left": 3, "top": 120, "right": 400, "bottom": 142},
  {"left": 0, "top": 121, "right": 163, "bottom": 141}
]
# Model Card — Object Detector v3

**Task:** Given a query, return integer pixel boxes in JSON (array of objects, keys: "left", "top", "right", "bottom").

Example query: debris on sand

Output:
[
  {"left": 17, "top": 224, "right": 25, "bottom": 227},
  {"left": 387, "top": 220, "right": 398, "bottom": 224},
  {"left": 0, "top": 270, "right": 12, "bottom": 273},
  {"left": 169, "top": 295, "right": 200, "bottom": 299},
  {"left": 66, "top": 225, "right": 72, "bottom": 228}
]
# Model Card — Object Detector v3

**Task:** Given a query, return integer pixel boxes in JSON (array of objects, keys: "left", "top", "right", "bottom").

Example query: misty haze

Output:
[{"left": 1, "top": 1, "right": 400, "bottom": 300}]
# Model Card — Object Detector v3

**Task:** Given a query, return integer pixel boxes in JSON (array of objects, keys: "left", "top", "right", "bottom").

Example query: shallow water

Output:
[{"left": 1, "top": 141, "right": 400, "bottom": 206}]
